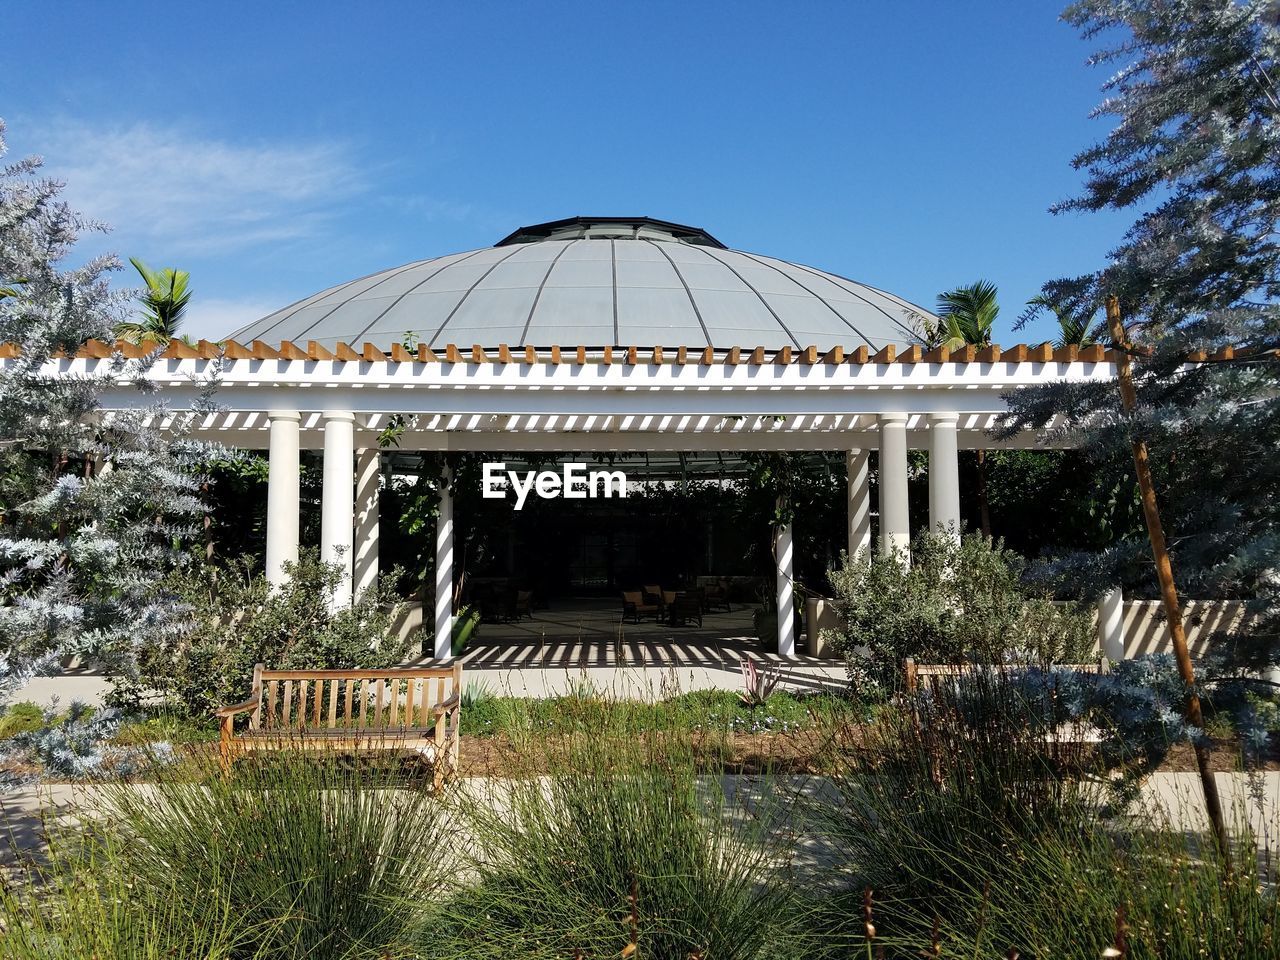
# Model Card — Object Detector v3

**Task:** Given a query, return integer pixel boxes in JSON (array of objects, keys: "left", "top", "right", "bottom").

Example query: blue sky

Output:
[{"left": 5, "top": 1, "right": 1128, "bottom": 345}]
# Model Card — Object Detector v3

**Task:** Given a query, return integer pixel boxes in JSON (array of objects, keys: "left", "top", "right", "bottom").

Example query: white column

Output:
[
  {"left": 928, "top": 413, "right": 961, "bottom": 541},
  {"left": 775, "top": 496, "right": 796, "bottom": 657},
  {"left": 321, "top": 412, "right": 355, "bottom": 610},
  {"left": 1098, "top": 585, "right": 1125, "bottom": 660},
  {"left": 846, "top": 448, "right": 872, "bottom": 559},
  {"left": 354, "top": 449, "right": 380, "bottom": 600},
  {"left": 878, "top": 413, "right": 911, "bottom": 561},
  {"left": 434, "top": 465, "right": 455, "bottom": 660},
  {"left": 265, "top": 411, "right": 300, "bottom": 590}
]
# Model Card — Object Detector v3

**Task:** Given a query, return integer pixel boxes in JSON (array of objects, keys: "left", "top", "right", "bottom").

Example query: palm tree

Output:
[
  {"left": 935, "top": 280, "right": 1001, "bottom": 536},
  {"left": 935, "top": 280, "right": 998, "bottom": 351},
  {"left": 1026, "top": 293, "right": 1096, "bottom": 348},
  {"left": 116, "top": 258, "right": 191, "bottom": 346}
]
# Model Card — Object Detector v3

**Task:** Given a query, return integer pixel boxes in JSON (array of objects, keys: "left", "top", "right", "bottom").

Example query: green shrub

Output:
[
  {"left": 118, "top": 550, "right": 413, "bottom": 716},
  {"left": 421, "top": 727, "right": 796, "bottom": 958},
  {"left": 111, "top": 709, "right": 220, "bottom": 745},
  {"left": 0, "top": 700, "right": 45, "bottom": 738},
  {"left": 459, "top": 687, "right": 861, "bottom": 738},
  {"left": 450, "top": 603, "right": 480, "bottom": 656},
  {"left": 822, "top": 531, "right": 1095, "bottom": 694},
  {"left": 95, "top": 748, "right": 455, "bottom": 959}
]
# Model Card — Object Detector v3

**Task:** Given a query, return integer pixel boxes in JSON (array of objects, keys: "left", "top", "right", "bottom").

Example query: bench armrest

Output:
[
  {"left": 432, "top": 694, "right": 461, "bottom": 716},
  {"left": 214, "top": 692, "right": 260, "bottom": 719}
]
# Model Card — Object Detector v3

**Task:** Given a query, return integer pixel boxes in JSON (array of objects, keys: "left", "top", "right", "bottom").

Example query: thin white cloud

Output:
[
  {"left": 395, "top": 195, "right": 477, "bottom": 222},
  {"left": 183, "top": 296, "right": 279, "bottom": 341},
  {"left": 35, "top": 121, "right": 363, "bottom": 256}
]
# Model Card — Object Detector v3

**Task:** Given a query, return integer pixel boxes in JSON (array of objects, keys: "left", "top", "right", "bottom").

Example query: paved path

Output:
[
  {"left": 425, "top": 598, "right": 846, "bottom": 699},
  {"left": 8, "top": 659, "right": 845, "bottom": 709},
  {"left": 7, "top": 665, "right": 113, "bottom": 710},
  {"left": 6, "top": 773, "right": 1277, "bottom": 872}
]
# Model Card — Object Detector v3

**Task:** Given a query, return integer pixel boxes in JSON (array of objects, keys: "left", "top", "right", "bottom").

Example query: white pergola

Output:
[{"left": 44, "top": 337, "right": 1120, "bottom": 659}]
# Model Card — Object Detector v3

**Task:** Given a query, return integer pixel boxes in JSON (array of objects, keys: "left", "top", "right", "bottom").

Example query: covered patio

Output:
[
  {"left": 70, "top": 218, "right": 1115, "bottom": 663},
  {"left": 457, "top": 599, "right": 761, "bottom": 669},
  {"left": 85, "top": 339, "right": 1108, "bottom": 658},
  {"left": 437, "top": 598, "right": 849, "bottom": 698}
]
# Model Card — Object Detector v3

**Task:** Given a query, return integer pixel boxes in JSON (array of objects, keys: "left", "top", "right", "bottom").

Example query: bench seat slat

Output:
[
  {"left": 240, "top": 727, "right": 451, "bottom": 740},
  {"left": 261, "top": 668, "right": 457, "bottom": 681}
]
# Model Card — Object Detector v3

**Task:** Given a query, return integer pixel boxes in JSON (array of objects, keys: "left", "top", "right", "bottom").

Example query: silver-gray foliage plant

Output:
[
  {"left": 0, "top": 118, "right": 222, "bottom": 725},
  {"left": 1004, "top": 2, "right": 1280, "bottom": 685}
]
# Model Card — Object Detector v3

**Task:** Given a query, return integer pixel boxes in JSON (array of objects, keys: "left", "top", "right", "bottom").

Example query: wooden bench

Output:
[
  {"left": 902, "top": 658, "right": 1109, "bottom": 746},
  {"left": 215, "top": 662, "right": 463, "bottom": 786},
  {"left": 903, "top": 657, "right": 1108, "bottom": 694}
]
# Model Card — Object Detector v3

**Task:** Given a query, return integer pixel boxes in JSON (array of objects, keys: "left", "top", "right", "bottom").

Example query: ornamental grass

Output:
[
  {"left": 803, "top": 668, "right": 1280, "bottom": 958},
  {"left": 418, "top": 721, "right": 797, "bottom": 959},
  {"left": 0, "top": 841, "right": 277, "bottom": 959},
  {"left": 87, "top": 745, "right": 453, "bottom": 959}
]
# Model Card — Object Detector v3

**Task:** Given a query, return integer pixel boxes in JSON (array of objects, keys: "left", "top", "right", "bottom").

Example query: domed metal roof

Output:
[{"left": 229, "top": 218, "right": 931, "bottom": 350}]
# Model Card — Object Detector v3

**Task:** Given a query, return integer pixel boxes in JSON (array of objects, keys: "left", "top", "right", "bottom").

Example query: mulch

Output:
[
  {"left": 455, "top": 729, "right": 838, "bottom": 777},
  {"left": 455, "top": 728, "right": 1279, "bottom": 777},
  {"left": 5, "top": 728, "right": 1274, "bottom": 785}
]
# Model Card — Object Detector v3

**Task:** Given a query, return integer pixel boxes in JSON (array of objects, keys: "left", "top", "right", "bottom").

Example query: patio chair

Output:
[
  {"left": 622, "top": 590, "right": 661, "bottom": 623},
  {"left": 701, "top": 578, "right": 731, "bottom": 613},
  {"left": 667, "top": 591, "right": 704, "bottom": 628},
  {"left": 513, "top": 589, "right": 534, "bottom": 619},
  {"left": 642, "top": 584, "right": 664, "bottom": 610}
]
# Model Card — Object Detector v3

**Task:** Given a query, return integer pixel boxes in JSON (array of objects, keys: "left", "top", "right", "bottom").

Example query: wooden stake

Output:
[{"left": 1106, "top": 294, "right": 1230, "bottom": 865}]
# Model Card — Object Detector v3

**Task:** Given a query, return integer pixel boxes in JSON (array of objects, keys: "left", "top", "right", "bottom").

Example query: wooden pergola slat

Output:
[{"left": 0, "top": 338, "right": 1250, "bottom": 371}]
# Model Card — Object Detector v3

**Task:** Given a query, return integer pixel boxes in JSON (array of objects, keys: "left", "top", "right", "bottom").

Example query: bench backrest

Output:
[
  {"left": 248, "top": 662, "right": 463, "bottom": 732},
  {"left": 903, "top": 658, "right": 1106, "bottom": 694}
]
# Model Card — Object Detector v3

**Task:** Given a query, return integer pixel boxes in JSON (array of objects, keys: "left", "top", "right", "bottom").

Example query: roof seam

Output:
[
  {"left": 233, "top": 259, "right": 434, "bottom": 342},
  {"left": 643, "top": 239, "right": 712, "bottom": 346},
  {"left": 782, "top": 259, "right": 924, "bottom": 342},
  {"left": 697, "top": 247, "right": 802, "bottom": 350},
  {"left": 284, "top": 259, "right": 437, "bottom": 345},
  {"left": 733, "top": 250, "right": 881, "bottom": 349},
  {"left": 519, "top": 240, "right": 576, "bottom": 345},
  {"left": 428, "top": 245, "right": 529, "bottom": 348},
  {"left": 610, "top": 239, "right": 619, "bottom": 345},
  {"left": 346, "top": 249, "right": 490, "bottom": 347}
]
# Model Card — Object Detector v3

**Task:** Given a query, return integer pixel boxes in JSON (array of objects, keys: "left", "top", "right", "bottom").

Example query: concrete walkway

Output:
[
  {"left": 6, "top": 772, "right": 1277, "bottom": 872},
  {"left": 7, "top": 661, "right": 845, "bottom": 708},
  {"left": 7, "top": 664, "right": 113, "bottom": 710},
  {"left": 430, "top": 598, "right": 846, "bottom": 699}
]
